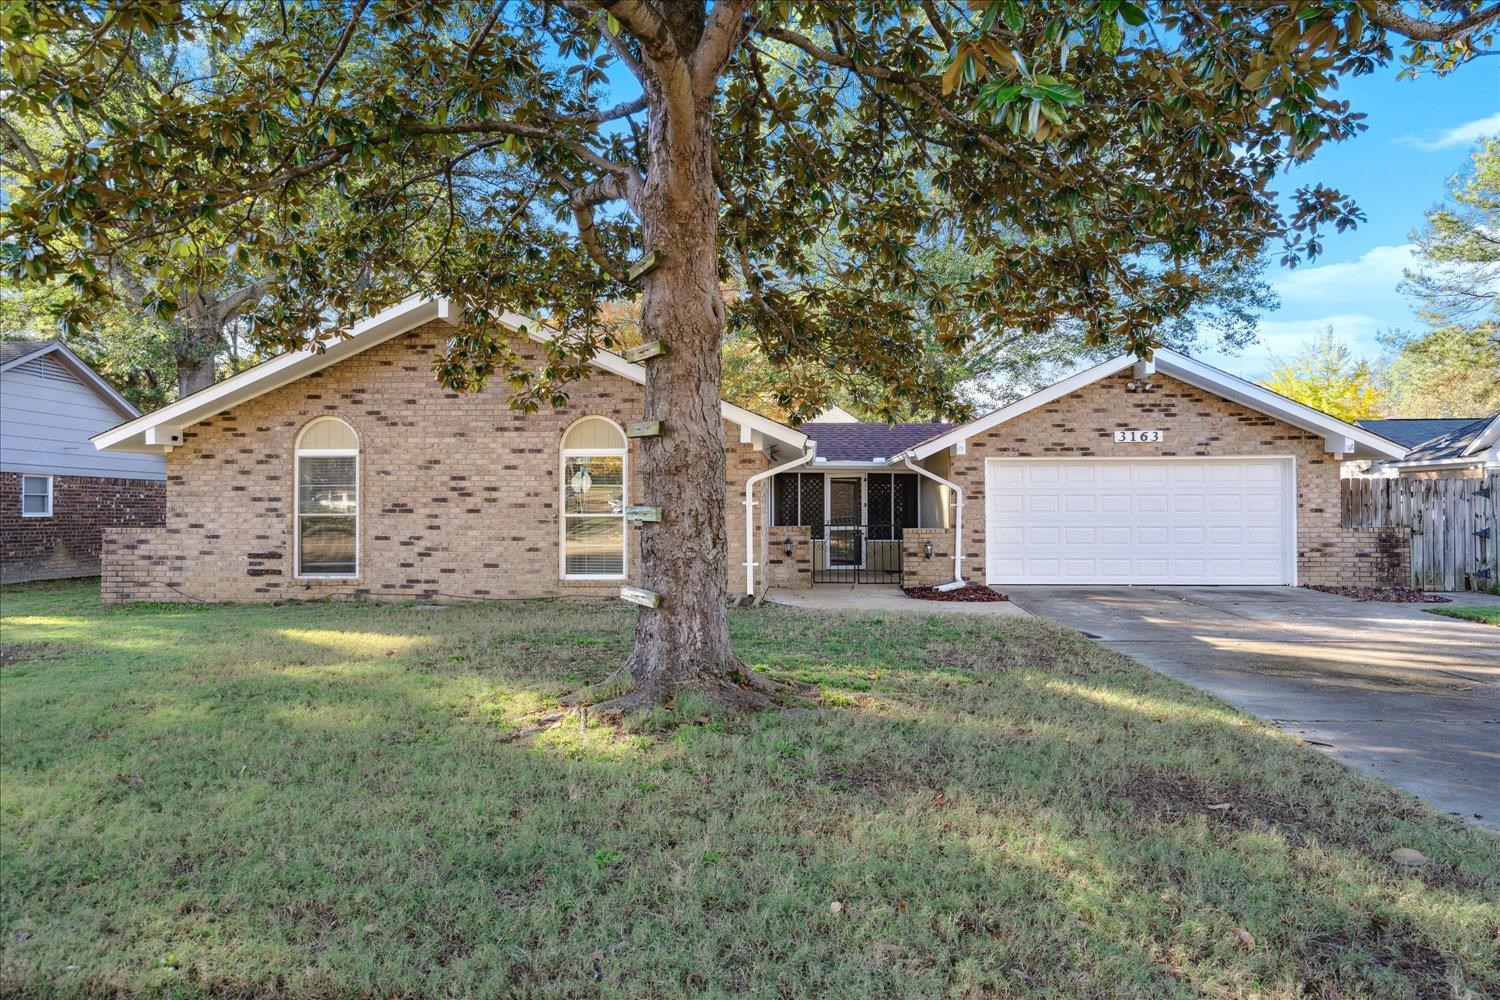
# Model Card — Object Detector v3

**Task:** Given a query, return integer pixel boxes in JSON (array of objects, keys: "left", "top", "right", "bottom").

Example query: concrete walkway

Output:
[
  {"left": 764, "top": 585, "right": 1031, "bottom": 617},
  {"left": 1005, "top": 585, "right": 1500, "bottom": 830}
]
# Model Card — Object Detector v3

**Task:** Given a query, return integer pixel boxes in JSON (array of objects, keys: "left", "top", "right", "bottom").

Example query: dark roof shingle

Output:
[
  {"left": 1386, "top": 415, "right": 1497, "bottom": 463},
  {"left": 1354, "top": 417, "right": 1489, "bottom": 449},
  {"left": 0, "top": 339, "right": 56, "bottom": 366},
  {"left": 801, "top": 421, "right": 953, "bottom": 462}
]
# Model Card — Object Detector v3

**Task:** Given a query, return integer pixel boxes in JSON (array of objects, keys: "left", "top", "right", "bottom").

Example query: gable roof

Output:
[
  {"left": 92, "top": 298, "right": 805, "bottom": 455},
  {"left": 904, "top": 348, "right": 1407, "bottom": 462},
  {"left": 1379, "top": 413, "right": 1499, "bottom": 467},
  {"left": 802, "top": 421, "right": 952, "bottom": 462},
  {"left": 1, "top": 339, "right": 139, "bottom": 419},
  {"left": 1, "top": 339, "right": 56, "bottom": 367},
  {"left": 1355, "top": 418, "right": 1490, "bottom": 449}
]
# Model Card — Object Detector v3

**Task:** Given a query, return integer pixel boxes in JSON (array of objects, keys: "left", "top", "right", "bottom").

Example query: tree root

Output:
[{"left": 575, "top": 654, "right": 802, "bottom": 718}]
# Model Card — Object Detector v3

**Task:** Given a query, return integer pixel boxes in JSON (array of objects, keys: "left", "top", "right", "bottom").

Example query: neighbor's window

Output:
[
  {"left": 295, "top": 418, "right": 359, "bottom": 577},
  {"left": 561, "top": 416, "right": 627, "bottom": 579},
  {"left": 20, "top": 475, "right": 52, "bottom": 517}
]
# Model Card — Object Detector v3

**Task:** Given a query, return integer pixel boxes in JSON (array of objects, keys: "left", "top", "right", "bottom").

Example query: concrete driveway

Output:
[{"left": 1006, "top": 586, "right": 1500, "bottom": 830}]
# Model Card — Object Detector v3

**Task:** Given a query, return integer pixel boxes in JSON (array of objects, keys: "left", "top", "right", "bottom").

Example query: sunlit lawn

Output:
[
  {"left": 2, "top": 579, "right": 1496, "bottom": 998},
  {"left": 1426, "top": 605, "right": 1500, "bottom": 627}
]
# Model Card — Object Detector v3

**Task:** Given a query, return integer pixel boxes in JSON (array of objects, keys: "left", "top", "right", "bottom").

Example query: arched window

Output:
[
  {"left": 295, "top": 417, "right": 359, "bottom": 577},
  {"left": 560, "top": 416, "right": 627, "bottom": 579}
]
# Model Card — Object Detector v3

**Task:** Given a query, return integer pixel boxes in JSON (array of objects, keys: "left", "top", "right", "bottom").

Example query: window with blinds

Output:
[
  {"left": 295, "top": 418, "right": 359, "bottom": 577},
  {"left": 561, "top": 417, "right": 628, "bottom": 578}
]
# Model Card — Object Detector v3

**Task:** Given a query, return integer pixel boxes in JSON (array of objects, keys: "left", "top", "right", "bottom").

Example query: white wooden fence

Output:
[{"left": 1341, "top": 473, "right": 1499, "bottom": 592}]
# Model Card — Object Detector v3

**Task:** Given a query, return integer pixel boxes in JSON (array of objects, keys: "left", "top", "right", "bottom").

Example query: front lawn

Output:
[
  {"left": 1426, "top": 604, "right": 1500, "bottom": 626},
  {"left": 2, "top": 580, "right": 1496, "bottom": 998}
]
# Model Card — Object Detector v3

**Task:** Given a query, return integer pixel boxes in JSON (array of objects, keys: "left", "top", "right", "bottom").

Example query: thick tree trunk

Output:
[
  {"left": 174, "top": 311, "right": 222, "bottom": 397},
  {"left": 598, "top": 53, "right": 780, "bottom": 712}
]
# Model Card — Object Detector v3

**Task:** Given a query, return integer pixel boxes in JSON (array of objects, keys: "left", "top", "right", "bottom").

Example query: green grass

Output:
[
  {"left": 2, "top": 580, "right": 1496, "bottom": 999},
  {"left": 1425, "top": 605, "right": 1500, "bottom": 626}
]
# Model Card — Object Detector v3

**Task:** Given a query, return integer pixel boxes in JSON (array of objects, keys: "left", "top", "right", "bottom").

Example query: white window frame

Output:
[
  {"left": 20, "top": 475, "right": 53, "bottom": 518},
  {"left": 559, "top": 418, "right": 629, "bottom": 581},
  {"left": 294, "top": 419, "right": 360, "bottom": 579}
]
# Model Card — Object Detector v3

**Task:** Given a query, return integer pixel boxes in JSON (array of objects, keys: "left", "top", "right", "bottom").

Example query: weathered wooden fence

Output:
[{"left": 1341, "top": 473, "right": 1499, "bottom": 591}]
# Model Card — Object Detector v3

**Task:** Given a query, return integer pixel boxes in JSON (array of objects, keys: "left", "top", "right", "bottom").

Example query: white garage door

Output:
[{"left": 985, "top": 458, "right": 1293, "bottom": 585}]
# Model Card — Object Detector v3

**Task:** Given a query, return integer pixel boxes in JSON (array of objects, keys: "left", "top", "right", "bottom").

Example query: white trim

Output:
[
  {"left": 1461, "top": 414, "right": 1500, "bottom": 457},
  {"left": 19, "top": 474, "right": 53, "bottom": 518},
  {"left": 902, "top": 453, "right": 964, "bottom": 585},
  {"left": 559, "top": 416, "right": 629, "bottom": 582},
  {"left": 744, "top": 444, "right": 817, "bottom": 594},
  {"left": 981, "top": 455, "right": 1298, "bottom": 587},
  {"left": 293, "top": 418, "right": 360, "bottom": 579},
  {"left": 905, "top": 349, "right": 1407, "bottom": 462},
  {"left": 94, "top": 297, "right": 452, "bottom": 453},
  {"left": 94, "top": 297, "right": 808, "bottom": 456},
  {"left": 2, "top": 342, "right": 139, "bottom": 419}
]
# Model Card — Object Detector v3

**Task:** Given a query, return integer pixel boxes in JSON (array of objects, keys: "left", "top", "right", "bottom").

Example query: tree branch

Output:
[
  {"left": 593, "top": 0, "right": 680, "bottom": 63},
  {"left": 309, "top": 0, "right": 370, "bottom": 107},
  {"left": 1368, "top": 2, "right": 1500, "bottom": 42},
  {"left": 559, "top": 0, "right": 646, "bottom": 81},
  {"left": 692, "top": 0, "right": 750, "bottom": 93},
  {"left": 463, "top": 3, "right": 503, "bottom": 67}
]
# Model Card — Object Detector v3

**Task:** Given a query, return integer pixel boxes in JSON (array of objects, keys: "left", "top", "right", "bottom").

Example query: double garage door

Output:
[{"left": 985, "top": 458, "right": 1294, "bottom": 586}]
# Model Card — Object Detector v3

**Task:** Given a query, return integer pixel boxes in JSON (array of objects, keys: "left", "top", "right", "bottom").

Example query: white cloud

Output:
[
  {"left": 1396, "top": 112, "right": 1500, "bottom": 152},
  {"left": 1269, "top": 243, "right": 1417, "bottom": 313}
]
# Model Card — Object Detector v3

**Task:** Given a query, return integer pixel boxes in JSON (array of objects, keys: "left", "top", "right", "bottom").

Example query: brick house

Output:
[
  {"left": 92, "top": 298, "right": 1408, "bottom": 603},
  {"left": 1, "top": 340, "right": 165, "bottom": 583}
]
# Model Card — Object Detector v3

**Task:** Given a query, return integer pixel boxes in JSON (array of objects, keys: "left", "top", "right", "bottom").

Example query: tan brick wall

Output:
[
  {"left": 1313, "top": 526, "right": 1411, "bottom": 586},
  {"left": 899, "top": 528, "right": 953, "bottom": 587},
  {"left": 102, "top": 322, "right": 771, "bottom": 603},
  {"left": 943, "top": 370, "right": 1349, "bottom": 586},
  {"left": 764, "top": 525, "right": 812, "bottom": 589}
]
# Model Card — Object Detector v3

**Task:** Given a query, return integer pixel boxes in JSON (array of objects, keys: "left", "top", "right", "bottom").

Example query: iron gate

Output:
[{"left": 810, "top": 523, "right": 906, "bottom": 584}]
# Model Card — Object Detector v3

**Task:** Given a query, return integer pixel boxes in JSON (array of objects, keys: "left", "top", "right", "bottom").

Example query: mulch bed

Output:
[
  {"left": 903, "top": 584, "right": 1010, "bottom": 602},
  {"left": 1306, "top": 585, "right": 1451, "bottom": 604}
]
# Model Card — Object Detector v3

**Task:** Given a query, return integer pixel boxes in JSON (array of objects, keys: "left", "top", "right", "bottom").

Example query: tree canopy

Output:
[
  {"left": 4, "top": 0, "right": 1495, "bottom": 707},
  {"left": 1262, "top": 327, "right": 1383, "bottom": 422},
  {"left": 1381, "top": 136, "right": 1500, "bottom": 417}
]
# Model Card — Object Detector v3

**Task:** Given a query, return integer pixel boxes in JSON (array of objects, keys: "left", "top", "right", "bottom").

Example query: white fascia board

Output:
[
  {"left": 909, "top": 348, "right": 1409, "bottom": 462},
  {"left": 1461, "top": 414, "right": 1500, "bottom": 456},
  {"left": 1382, "top": 452, "right": 1495, "bottom": 471},
  {"left": 518, "top": 318, "right": 807, "bottom": 452},
  {"left": 906, "top": 354, "right": 1137, "bottom": 460},
  {"left": 95, "top": 295, "right": 807, "bottom": 455},
  {"left": 1154, "top": 350, "right": 1406, "bottom": 459},
  {"left": 94, "top": 297, "right": 451, "bottom": 452}
]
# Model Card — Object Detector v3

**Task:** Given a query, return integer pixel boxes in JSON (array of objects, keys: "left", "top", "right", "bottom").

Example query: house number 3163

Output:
[{"left": 1115, "top": 429, "right": 1164, "bottom": 443}]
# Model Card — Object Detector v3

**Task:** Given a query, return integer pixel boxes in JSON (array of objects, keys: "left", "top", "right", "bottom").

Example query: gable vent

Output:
[{"left": 15, "top": 355, "right": 75, "bottom": 384}]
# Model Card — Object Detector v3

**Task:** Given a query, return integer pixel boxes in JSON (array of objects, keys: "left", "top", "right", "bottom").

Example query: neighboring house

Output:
[
  {"left": 1356, "top": 415, "right": 1500, "bottom": 479},
  {"left": 92, "top": 298, "right": 1407, "bottom": 604},
  {"left": 1, "top": 340, "right": 165, "bottom": 583}
]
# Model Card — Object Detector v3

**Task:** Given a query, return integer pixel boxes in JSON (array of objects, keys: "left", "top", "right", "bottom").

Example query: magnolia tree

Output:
[{"left": 3, "top": 1, "right": 1495, "bottom": 710}]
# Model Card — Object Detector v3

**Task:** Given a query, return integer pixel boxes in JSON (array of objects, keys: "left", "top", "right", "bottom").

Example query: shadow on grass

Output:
[{"left": 1, "top": 582, "right": 1495, "bottom": 998}]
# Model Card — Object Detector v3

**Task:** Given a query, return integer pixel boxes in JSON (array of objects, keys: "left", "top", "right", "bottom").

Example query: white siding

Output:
[{"left": 0, "top": 359, "right": 165, "bottom": 481}]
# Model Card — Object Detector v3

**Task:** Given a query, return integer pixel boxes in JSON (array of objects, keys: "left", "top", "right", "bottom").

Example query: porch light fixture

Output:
[
  {"left": 784, "top": 537, "right": 795, "bottom": 557},
  {"left": 923, "top": 538, "right": 934, "bottom": 559},
  {"left": 569, "top": 465, "right": 593, "bottom": 496}
]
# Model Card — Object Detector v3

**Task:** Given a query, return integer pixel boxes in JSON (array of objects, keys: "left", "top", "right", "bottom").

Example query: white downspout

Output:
[
  {"left": 744, "top": 441, "right": 818, "bottom": 597},
  {"left": 902, "top": 451, "right": 965, "bottom": 588}
]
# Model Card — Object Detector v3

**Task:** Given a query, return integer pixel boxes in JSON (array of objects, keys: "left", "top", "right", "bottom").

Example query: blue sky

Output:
[{"left": 1193, "top": 59, "right": 1497, "bottom": 378}]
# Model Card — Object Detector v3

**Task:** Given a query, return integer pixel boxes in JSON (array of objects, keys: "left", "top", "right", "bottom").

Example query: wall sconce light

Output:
[
  {"left": 923, "top": 539, "right": 934, "bottom": 558},
  {"left": 783, "top": 537, "right": 795, "bottom": 557}
]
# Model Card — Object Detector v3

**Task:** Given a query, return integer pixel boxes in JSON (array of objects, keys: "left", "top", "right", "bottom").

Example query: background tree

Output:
[
  {"left": 4, "top": 1, "right": 1496, "bottom": 711},
  {"left": 0, "top": 23, "right": 269, "bottom": 397},
  {"left": 1262, "top": 327, "right": 1383, "bottom": 421},
  {"left": 1382, "top": 137, "right": 1500, "bottom": 416}
]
